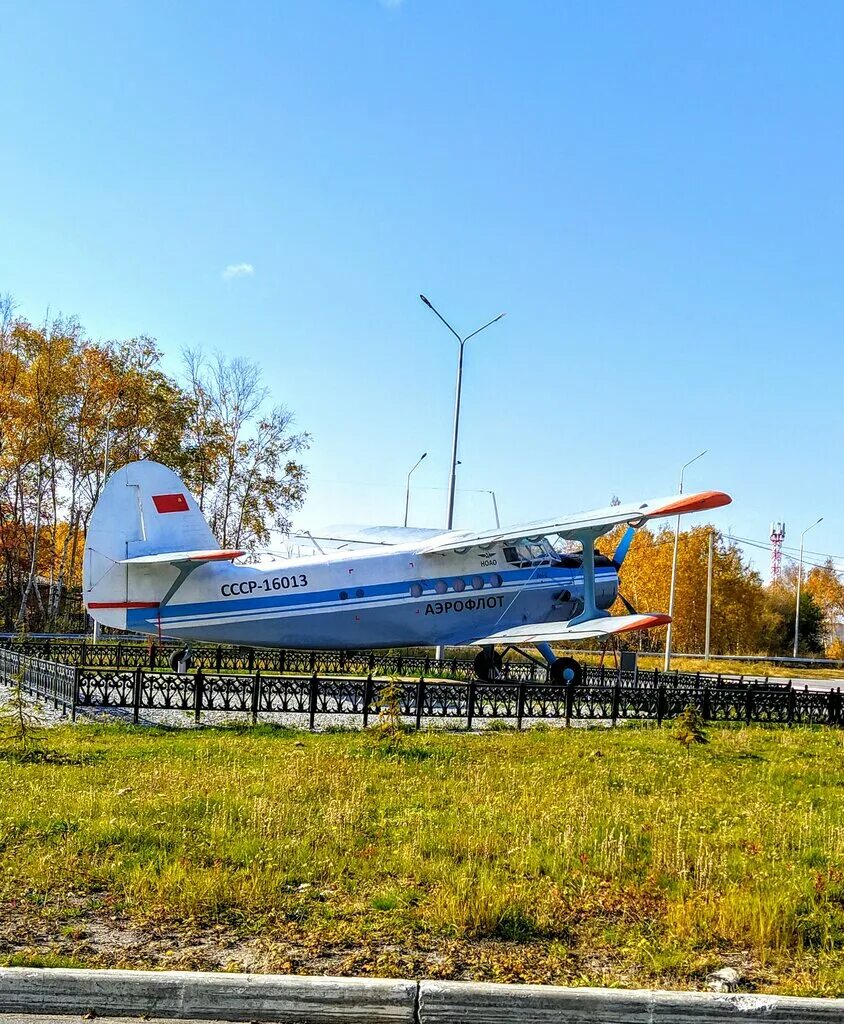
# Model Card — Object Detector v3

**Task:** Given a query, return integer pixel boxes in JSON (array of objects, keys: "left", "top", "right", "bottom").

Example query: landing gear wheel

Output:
[
  {"left": 549, "top": 656, "right": 582, "bottom": 686},
  {"left": 473, "top": 648, "right": 504, "bottom": 681},
  {"left": 169, "top": 646, "right": 193, "bottom": 673}
]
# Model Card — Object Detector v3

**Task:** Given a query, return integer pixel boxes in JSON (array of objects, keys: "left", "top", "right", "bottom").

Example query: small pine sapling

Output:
[
  {"left": 0, "top": 670, "right": 46, "bottom": 760},
  {"left": 370, "top": 677, "right": 406, "bottom": 747},
  {"left": 674, "top": 704, "right": 708, "bottom": 752}
]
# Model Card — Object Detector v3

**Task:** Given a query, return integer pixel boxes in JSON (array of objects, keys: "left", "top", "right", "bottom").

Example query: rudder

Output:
[{"left": 83, "top": 460, "right": 219, "bottom": 630}]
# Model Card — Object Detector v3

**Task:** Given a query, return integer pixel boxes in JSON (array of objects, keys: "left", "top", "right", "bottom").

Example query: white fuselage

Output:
[{"left": 122, "top": 540, "right": 618, "bottom": 648}]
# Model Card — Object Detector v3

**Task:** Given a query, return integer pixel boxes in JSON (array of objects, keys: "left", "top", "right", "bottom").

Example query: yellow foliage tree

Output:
[
  {"left": 804, "top": 559, "right": 844, "bottom": 652},
  {"left": 599, "top": 525, "right": 766, "bottom": 654}
]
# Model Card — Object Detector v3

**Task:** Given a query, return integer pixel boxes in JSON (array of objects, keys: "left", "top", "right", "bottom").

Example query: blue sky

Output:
[{"left": 2, "top": 1, "right": 843, "bottom": 575}]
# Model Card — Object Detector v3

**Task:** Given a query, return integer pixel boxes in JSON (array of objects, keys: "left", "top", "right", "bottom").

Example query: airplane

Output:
[{"left": 83, "top": 460, "right": 731, "bottom": 683}]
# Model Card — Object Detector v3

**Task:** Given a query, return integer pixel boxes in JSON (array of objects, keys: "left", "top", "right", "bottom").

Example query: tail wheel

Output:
[
  {"left": 168, "top": 646, "right": 193, "bottom": 673},
  {"left": 549, "top": 656, "right": 582, "bottom": 686},
  {"left": 473, "top": 648, "right": 504, "bottom": 681}
]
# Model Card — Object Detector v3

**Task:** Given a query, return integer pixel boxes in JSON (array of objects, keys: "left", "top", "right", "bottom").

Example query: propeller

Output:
[{"left": 611, "top": 526, "right": 640, "bottom": 615}]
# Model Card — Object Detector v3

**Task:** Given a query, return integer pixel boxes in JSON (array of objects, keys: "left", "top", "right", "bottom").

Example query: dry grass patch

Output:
[{"left": 0, "top": 722, "right": 843, "bottom": 994}]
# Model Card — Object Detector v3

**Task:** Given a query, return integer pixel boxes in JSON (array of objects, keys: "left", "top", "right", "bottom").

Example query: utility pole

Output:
[{"left": 704, "top": 530, "right": 714, "bottom": 660}]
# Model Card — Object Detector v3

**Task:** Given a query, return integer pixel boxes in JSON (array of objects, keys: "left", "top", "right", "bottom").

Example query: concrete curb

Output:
[
  {"left": 0, "top": 969, "right": 842, "bottom": 1023},
  {"left": 418, "top": 979, "right": 844, "bottom": 1022},
  {"left": 0, "top": 969, "right": 416, "bottom": 1023}
]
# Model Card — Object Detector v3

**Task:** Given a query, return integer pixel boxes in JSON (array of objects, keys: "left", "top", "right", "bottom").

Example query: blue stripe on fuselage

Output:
[{"left": 127, "top": 564, "right": 616, "bottom": 630}]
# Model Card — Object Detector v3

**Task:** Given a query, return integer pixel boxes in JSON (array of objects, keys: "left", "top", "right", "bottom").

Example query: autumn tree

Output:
[
  {"left": 0, "top": 297, "right": 310, "bottom": 628},
  {"left": 181, "top": 350, "right": 309, "bottom": 551},
  {"left": 804, "top": 559, "right": 844, "bottom": 652},
  {"left": 758, "top": 581, "right": 824, "bottom": 656},
  {"left": 601, "top": 524, "right": 767, "bottom": 655}
]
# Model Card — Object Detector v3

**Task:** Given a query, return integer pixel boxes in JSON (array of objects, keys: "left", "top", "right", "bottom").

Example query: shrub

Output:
[{"left": 674, "top": 704, "right": 708, "bottom": 751}]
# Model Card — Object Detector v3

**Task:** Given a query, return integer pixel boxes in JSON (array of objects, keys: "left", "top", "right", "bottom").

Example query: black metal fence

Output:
[
  {"left": 2, "top": 637, "right": 534, "bottom": 680},
  {"left": 0, "top": 646, "right": 77, "bottom": 715},
  {"left": 0, "top": 636, "right": 787, "bottom": 690},
  {"left": 0, "top": 642, "right": 840, "bottom": 730}
]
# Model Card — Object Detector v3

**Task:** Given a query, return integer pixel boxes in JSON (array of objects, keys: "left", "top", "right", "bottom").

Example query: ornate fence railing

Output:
[
  {"left": 0, "top": 644, "right": 841, "bottom": 729},
  {"left": 0, "top": 637, "right": 784, "bottom": 691},
  {"left": 0, "top": 638, "right": 535, "bottom": 680},
  {"left": 0, "top": 646, "right": 77, "bottom": 715}
]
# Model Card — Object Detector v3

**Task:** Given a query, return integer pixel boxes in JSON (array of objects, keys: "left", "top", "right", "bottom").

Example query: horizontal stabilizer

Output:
[
  {"left": 120, "top": 549, "right": 245, "bottom": 566},
  {"left": 470, "top": 613, "right": 671, "bottom": 647}
]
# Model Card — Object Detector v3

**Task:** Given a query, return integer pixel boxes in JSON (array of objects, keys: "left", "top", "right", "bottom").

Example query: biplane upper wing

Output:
[
  {"left": 469, "top": 613, "right": 671, "bottom": 647},
  {"left": 416, "top": 490, "right": 731, "bottom": 554},
  {"left": 301, "top": 525, "right": 447, "bottom": 548}
]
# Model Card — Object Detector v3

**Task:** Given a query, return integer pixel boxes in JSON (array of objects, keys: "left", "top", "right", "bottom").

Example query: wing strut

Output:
[{"left": 569, "top": 528, "right": 610, "bottom": 626}]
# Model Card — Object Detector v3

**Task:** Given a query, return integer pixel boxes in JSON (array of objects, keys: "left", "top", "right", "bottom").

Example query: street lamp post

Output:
[
  {"left": 419, "top": 295, "right": 505, "bottom": 531},
  {"left": 486, "top": 490, "right": 500, "bottom": 529},
  {"left": 704, "top": 529, "right": 714, "bottom": 660},
  {"left": 403, "top": 452, "right": 427, "bottom": 528},
  {"left": 419, "top": 296, "right": 505, "bottom": 660},
  {"left": 663, "top": 449, "right": 708, "bottom": 671},
  {"left": 793, "top": 516, "right": 823, "bottom": 658},
  {"left": 102, "top": 389, "right": 124, "bottom": 482}
]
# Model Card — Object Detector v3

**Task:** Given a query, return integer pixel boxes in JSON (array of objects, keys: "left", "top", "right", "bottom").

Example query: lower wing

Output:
[{"left": 470, "top": 613, "right": 670, "bottom": 646}]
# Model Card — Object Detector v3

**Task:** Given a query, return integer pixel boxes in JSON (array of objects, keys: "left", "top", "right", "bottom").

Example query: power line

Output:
[{"left": 731, "top": 534, "right": 844, "bottom": 575}]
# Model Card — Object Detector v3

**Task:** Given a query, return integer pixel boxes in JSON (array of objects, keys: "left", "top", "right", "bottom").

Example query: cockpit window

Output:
[{"left": 503, "top": 537, "right": 559, "bottom": 567}]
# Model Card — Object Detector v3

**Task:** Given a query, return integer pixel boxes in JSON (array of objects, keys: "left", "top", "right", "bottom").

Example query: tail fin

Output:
[{"left": 83, "top": 460, "right": 225, "bottom": 631}]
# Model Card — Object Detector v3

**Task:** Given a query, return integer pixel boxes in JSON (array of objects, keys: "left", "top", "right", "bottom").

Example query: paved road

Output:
[{"left": 0, "top": 1018, "right": 230, "bottom": 1024}]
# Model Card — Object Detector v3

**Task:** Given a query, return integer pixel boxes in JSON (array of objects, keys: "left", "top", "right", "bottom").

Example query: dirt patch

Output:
[{"left": 0, "top": 900, "right": 765, "bottom": 990}]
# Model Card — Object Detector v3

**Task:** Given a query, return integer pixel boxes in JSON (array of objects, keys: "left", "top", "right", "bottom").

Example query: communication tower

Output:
[{"left": 770, "top": 522, "right": 786, "bottom": 581}]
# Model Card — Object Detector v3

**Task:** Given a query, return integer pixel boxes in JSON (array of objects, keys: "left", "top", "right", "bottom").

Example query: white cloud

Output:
[{"left": 222, "top": 263, "right": 254, "bottom": 280}]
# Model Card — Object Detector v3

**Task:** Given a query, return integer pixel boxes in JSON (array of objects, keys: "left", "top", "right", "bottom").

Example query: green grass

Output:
[{"left": 1, "top": 722, "right": 844, "bottom": 993}]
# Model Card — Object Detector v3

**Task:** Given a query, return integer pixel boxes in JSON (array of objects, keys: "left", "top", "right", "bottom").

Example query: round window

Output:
[
  {"left": 339, "top": 591, "right": 349, "bottom": 600},
  {"left": 472, "top": 575, "right": 485, "bottom": 591},
  {"left": 453, "top": 578, "right": 466, "bottom": 593},
  {"left": 355, "top": 588, "right": 364, "bottom": 598},
  {"left": 435, "top": 580, "right": 448, "bottom": 595},
  {"left": 490, "top": 573, "right": 503, "bottom": 588},
  {"left": 410, "top": 582, "right": 423, "bottom": 599}
]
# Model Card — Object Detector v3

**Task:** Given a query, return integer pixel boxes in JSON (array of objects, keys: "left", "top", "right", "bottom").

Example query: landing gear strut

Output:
[{"left": 473, "top": 647, "right": 503, "bottom": 681}]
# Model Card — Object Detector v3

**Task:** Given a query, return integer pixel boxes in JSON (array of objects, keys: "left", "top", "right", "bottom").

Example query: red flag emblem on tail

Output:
[{"left": 152, "top": 493, "right": 189, "bottom": 514}]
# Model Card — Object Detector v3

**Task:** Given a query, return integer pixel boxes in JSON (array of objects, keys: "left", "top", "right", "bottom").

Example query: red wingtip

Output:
[
  {"left": 615, "top": 613, "right": 672, "bottom": 635},
  {"left": 651, "top": 490, "right": 732, "bottom": 517},
  {"left": 189, "top": 549, "right": 245, "bottom": 562}
]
